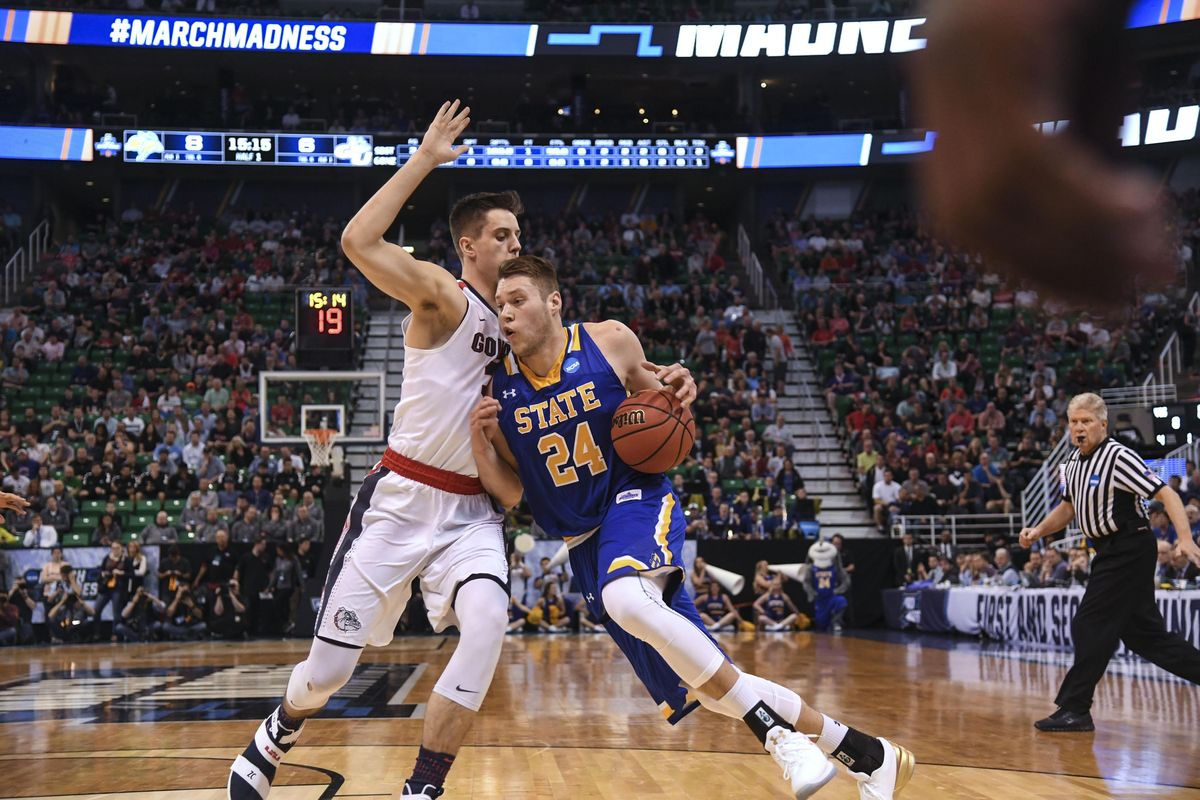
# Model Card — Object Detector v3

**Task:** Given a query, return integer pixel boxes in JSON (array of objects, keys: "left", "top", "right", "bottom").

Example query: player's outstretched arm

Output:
[
  {"left": 341, "top": 100, "right": 471, "bottom": 320},
  {"left": 470, "top": 396, "right": 524, "bottom": 510},
  {"left": 587, "top": 320, "right": 696, "bottom": 406}
]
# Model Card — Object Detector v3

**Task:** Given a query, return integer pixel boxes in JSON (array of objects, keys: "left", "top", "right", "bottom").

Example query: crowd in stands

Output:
[
  {"left": 0, "top": 207, "right": 367, "bottom": 643},
  {"left": 763, "top": 207, "right": 1196, "bottom": 534}
]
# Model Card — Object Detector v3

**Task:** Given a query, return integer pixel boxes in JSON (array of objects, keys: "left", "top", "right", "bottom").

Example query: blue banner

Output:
[{"left": 0, "top": 124, "right": 92, "bottom": 161}]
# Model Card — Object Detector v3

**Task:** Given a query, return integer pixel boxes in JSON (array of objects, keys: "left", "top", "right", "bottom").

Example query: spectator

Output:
[
  {"left": 158, "top": 544, "right": 193, "bottom": 596},
  {"left": 231, "top": 507, "right": 263, "bottom": 544},
  {"left": 39, "top": 546, "right": 68, "bottom": 584},
  {"left": 22, "top": 513, "right": 57, "bottom": 548},
  {"left": 94, "top": 541, "right": 129, "bottom": 639},
  {"left": 893, "top": 532, "right": 921, "bottom": 586},
  {"left": 91, "top": 513, "right": 123, "bottom": 546},
  {"left": 141, "top": 510, "right": 179, "bottom": 544},
  {"left": 872, "top": 468, "right": 901, "bottom": 531},
  {"left": 991, "top": 547, "right": 1020, "bottom": 586},
  {"left": 125, "top": 540, "right": 149, "bottom": 595},
  {"left": 288, "top": 504, "right": 322, "bottom": 542}
]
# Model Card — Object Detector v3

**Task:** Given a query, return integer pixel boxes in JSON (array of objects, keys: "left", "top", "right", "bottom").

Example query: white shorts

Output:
[{"left": 315, "top": 466, "right": 507, "bottom": 648}]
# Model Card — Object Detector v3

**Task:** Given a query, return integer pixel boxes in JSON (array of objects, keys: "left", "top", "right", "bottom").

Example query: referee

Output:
[{"left": 1019, "top": 392, "right": 1200, "bottom": 732}]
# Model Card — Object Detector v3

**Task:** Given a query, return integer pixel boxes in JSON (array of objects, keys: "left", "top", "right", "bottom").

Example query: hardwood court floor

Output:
[{"left": 1, "top": 631, "right": 1197, "bottom": 799}]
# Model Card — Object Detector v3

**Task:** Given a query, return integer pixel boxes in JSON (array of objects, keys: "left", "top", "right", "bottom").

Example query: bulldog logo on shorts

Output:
[{"left": 334, "top": 607, "right": 362, "bottom": 632}]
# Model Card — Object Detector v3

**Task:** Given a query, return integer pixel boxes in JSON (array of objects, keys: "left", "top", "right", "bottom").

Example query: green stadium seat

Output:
[
  {"left": 81, "top": 500, "right": 106, "bottom": 513},
  {"left": 163, "top": 498, "right": 185, "bottom": 513},
  {"left": 128, "top": 513, "right": 154, "bottom": 529},
  {"left": 134, "top": 499, "right": 161, "bottom": 512},
  {"left": 114, "top": 499, "right": 133, "bottom": 514},
  {"left": 73, "top": 514, "right": 98, "bottom": 531},
  {"left": 62, "top": 532, "right": 90, "bottom": 547}
]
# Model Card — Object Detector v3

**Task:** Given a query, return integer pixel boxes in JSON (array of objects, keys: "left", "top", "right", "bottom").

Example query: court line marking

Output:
[
  {"left": 4, "top": 747, "right": 1196, "bottom": 790},
  {"left": 0, "top": 754, "right": 345, "bottom": 799},
  {"left": 387, "top": 662, "right": 427, "bottom": 705}
]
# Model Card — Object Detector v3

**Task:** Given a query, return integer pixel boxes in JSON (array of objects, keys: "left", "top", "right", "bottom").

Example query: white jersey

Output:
[{"left": 386, "top": 280, "right": 507, "bottom": 475}]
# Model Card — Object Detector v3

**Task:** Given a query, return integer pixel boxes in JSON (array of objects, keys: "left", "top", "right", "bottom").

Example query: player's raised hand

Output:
[
  {"left": 416, "top": 100, "right": 471, "bottom": 166},
  {"left": 642, "top": 361, "right": 696, "bottom": 407},
  {"left": 0, "top": 491, "right": 29, "bottom": 513},
  {"left": 913, "top": 0, "right": 1176, "bottom": 309}
]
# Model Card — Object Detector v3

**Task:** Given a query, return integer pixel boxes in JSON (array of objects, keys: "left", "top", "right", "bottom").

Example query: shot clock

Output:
[{"left": 296, "top": 287, "right": 355, "bottom": 366}]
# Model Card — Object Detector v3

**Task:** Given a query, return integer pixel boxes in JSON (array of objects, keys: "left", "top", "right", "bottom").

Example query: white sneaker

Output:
[
  {"left": 853, "top": 737, "right": 915, "bottom": 800},
  {"left": 765, "top": 727, "right": 837, "bottom": 799},
  {"left": 401, "top": 783, "right": 443, "bottom": 799}
]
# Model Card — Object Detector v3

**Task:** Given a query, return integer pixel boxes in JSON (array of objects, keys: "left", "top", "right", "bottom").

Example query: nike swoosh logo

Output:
[{"left": 455, "top": 684, "right": 479, "bottom": 693}]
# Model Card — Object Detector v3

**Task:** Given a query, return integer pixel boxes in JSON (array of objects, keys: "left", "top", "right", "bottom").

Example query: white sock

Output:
[{"left": 817, "top": 714, "right": 849, "bottom": 755}]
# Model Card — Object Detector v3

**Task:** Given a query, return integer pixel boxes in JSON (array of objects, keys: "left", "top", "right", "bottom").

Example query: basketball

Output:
[{"left": 610, "top": 388, "right": 695, "bottom": 474}]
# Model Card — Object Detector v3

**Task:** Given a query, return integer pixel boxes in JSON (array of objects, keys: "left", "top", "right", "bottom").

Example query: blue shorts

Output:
[
  {"left": 813, "top": 594, "right": 848, "bottom": 631},
  {"left": 566, "top": 489, "right": 722, "bottom": 725}
]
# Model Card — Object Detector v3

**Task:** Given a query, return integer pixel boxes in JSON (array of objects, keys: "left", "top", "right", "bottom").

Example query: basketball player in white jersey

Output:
[{"left": 228, "top": 100, "right": 517, "bottom": 800}]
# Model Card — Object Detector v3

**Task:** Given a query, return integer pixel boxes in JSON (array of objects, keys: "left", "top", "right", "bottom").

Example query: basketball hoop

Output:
[{"left": 303, "top": 428, "right": 340, "bottom": 468}]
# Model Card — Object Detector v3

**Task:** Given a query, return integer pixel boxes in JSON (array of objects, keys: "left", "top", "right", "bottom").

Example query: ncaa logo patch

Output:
[
  {"left": 334, "top": 607, "right": 362, "bottom": 632},
  {"left": 564, "top": 358, "right": 581, "bottom": 374},
  {"left": 1089, "top": 475, "right": 1101, "bottom": 487}
]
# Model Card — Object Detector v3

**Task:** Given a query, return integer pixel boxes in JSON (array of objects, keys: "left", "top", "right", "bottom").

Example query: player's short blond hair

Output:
[{"left": 1067, "top": 392, "right": 1108, "bottom": 424}]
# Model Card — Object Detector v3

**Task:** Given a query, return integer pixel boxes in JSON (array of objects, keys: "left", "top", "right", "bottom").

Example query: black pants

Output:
[{"left": 1055, "top": 529, "right": 1200, "bottom": 713}]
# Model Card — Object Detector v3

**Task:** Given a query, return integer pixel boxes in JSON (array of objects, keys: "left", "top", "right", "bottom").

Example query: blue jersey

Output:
[
  {"left": 811, "top": 565, "right": 838, "bottom": 599},
  {"left": 764, "top": 592, "right": 788, "bottom": 620},
  {"left": 494, "top": 323, "right": 667, "bottom": 538}
]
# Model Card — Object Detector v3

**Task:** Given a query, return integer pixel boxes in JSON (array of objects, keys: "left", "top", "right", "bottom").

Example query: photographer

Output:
[
  {"left": 234, "top": 537, "right": 272, "bottom": 636},
  {"left": 163, "top": 585, "right": 206, "bottom": 640},
  {"left": 267, "top": 541, "right": 302, "bottom": 636},
  {"left": 158, "top": 544, "right": 193, "bottom": 596},
  {"left": 94, "top": 541, "right": 128, "bottom": 641},
  {"left": 114, "top": 586, "right": 166, "bottom": 643},
  {"left": 46, "top": 564, "right": 95, "bottom": 643},
  {"left": 209, "top": 578, "right": 248, "bottom": 639},
  {"left": 1, "top": 578, "right": 35, "bottom": 644}
]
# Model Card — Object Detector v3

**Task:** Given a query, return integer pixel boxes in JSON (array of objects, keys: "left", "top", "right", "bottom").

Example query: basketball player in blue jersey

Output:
[
  {"left": 802, "top": 541, "right": 849, "bottom": 634},
  {"left": 228, "top": 102, "right": 522, "bottom": 800},
  {"left": 754, "top": 575, "right": 800, "bottom": 632},
  {"left": 470, "top": 255, "right": 914, "bottom": 800}
]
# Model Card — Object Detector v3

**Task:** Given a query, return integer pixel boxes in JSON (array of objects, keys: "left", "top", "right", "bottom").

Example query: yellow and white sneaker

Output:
[{"left": 854, "top": 738, "right": 915, "bottom": 800}]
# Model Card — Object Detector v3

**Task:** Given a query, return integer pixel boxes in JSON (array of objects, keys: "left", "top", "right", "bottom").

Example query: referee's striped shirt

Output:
[{"left": 1059, "top": 437, "right": 1165, "bottom": 538}]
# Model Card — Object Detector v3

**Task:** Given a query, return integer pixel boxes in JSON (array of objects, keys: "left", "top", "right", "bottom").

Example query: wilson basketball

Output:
[{"left": 611, "top": 388, "right": 696, "bottom": 474}]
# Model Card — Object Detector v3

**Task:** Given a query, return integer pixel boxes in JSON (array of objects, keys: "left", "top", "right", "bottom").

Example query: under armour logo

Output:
[
  {"left": 502, "top": 389, "right": 517, "bottom": 399},
  {"left": 585, "top": 593, "right": 595, "bottom": 603}
]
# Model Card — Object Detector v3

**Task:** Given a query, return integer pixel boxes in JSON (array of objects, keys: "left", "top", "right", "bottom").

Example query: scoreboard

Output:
[
  {"left": 115, "top": 129, "right": 734, "bottom": 169},
  {"left": 296, "top": 288, "right": 355, "bottom": 365},
  {"left": 122, "top": 130, "right": 374, "bottom": 166},
  {"left": 372, "top": 137, "right": 720, "bottom": 169}
]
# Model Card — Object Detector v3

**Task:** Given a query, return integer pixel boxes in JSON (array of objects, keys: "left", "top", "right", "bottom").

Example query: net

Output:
[{"left": 303, "top": 428, "right": 340, "bottom": 467}]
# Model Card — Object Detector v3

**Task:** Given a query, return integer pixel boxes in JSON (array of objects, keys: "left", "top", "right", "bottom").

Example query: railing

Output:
[
  {"left": 1100, "top": 383, "right": 1176, "bottom": 409},
  {"left": 737, "top": 224, "right": 779, "bottom": 310},
  {"left": 3, "top": 219, "right": 50, "bottom": 305},
  {"left": 1020, "top": 431, "right": 1072, "bottom": 529},
  {"left": 891, "top": 513, "right": 1023, "bottom": 550},
  {"left": 1138, "top": 291, "right": 1200, "bottom": 389}
]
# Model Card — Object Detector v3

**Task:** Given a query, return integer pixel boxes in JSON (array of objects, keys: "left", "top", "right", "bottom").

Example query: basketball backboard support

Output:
[{"left": 259, "top": 370, "right": 387, "bottom": 445}]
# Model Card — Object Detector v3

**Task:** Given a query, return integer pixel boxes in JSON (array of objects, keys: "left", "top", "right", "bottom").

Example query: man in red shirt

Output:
[{"left": 945, "top": 403, "right": 975, "bottom": 434}]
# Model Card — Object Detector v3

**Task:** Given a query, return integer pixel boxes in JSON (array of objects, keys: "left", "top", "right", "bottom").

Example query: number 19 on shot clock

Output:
[{"left": 296, "top": 287, "right": 355, "bottom": 366}]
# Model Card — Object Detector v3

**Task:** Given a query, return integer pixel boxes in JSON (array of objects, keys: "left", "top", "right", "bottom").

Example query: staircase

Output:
[
  {"left": 343, "top": 303, "right": 406, "bottom": 495},
  {"left": 757, "top": 310, "right": 877, "bottom": 537}
]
